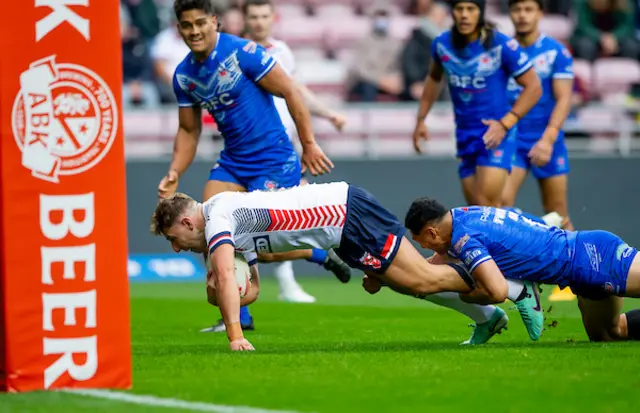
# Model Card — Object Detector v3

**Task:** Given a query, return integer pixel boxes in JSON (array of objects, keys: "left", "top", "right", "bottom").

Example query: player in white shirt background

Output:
[
  {"left": 151, "top": 182, "right": 543, "bottom": 350},
  {"left": 240, "top": 0, "right": 349, "bottom": 305}
]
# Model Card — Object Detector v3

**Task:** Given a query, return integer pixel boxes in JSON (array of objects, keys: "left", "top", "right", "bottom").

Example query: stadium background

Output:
[{"left": 122, "top": 0, "right": 640, "bottom": 281}]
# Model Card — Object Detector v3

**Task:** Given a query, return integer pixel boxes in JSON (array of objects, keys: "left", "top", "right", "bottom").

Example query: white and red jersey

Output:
[
  {"left": 264, "top": 38, "right": 297, "bottom": 139},
  {"left": 203, "top": 182, "right": 349, "bottom": 261}
]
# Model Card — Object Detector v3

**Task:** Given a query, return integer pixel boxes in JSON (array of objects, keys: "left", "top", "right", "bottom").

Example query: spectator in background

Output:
[
  {"left": 401, "top": 0, "right": 449, "bottom": 101},
  {"left": 346, "top": 2, "right": 404, "bottom": 102},
  {"left": 571, "top": 0, "right": 639, "bottom": 62},
  {"left": 221, "top": 7, "right": 246, "bottom": 37},
  {"left": 121, "top": 1, "right": 159, "bottom": 107},
  {"left": 122, "top": 0, "right": 160, "bottom": 50},
  {"left": 499, "top": 0, "right": 571, "bottom": 15},
  {"left": 151, "top": 20, "right": 191, "bottom": 104},
  {"left": 634, "top": 0, "right": 640, "bottom": 40}
]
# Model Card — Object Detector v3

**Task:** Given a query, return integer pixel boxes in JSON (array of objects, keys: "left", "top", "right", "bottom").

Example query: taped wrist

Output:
[{"left": 226, "top": 322, "right": 243, "bottom": 342}]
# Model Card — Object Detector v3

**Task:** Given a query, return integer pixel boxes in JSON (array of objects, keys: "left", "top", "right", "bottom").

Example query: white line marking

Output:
[{"left": 61, "top": 389, "right": 310, "bottom": 413}]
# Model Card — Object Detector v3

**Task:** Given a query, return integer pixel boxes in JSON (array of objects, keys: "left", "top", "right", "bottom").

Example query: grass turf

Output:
[{"left": 2, "top": 277, "right": 640, "bottom": 413}]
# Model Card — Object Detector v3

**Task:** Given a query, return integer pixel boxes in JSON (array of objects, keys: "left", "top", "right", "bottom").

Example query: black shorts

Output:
[{"left": 335, "top": 185, "right": 406, "bottom": 274}]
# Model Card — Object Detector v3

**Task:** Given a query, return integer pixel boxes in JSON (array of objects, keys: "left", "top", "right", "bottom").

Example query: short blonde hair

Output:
[{"left": 150, "top": 192, "right": 196, "bottom": 235}]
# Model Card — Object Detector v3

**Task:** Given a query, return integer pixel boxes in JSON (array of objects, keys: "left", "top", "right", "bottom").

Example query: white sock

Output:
[
  {"left": 273, "top": 261, "right": 298, "bottom": 294},
  {"left": 424, "top": 292, "right": 496, "bottom": 324},
  {"left": 506, "top": 279, "right": 525, "bottom": 302}
]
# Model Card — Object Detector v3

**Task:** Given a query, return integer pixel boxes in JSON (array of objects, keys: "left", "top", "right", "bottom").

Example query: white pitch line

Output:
[{"left": 61, "top": 389, "right": 310, "bottom": 413}]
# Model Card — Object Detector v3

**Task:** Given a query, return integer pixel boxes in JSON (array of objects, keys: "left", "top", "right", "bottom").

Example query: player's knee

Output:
[{"left": 474, "top": 192, "right": 501, "bottom": 207}]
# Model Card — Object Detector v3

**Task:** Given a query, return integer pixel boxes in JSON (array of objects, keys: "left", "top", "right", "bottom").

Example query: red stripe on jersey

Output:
[
  {"left": 380, "top": 233, "right": 396, "bottom": 259},
  {"left": 294, "top": 210, "right": 304, "bottom": 230},
  {"left": 267, "top": 210, "right": 278, "bottom": 231},
  {"left": 265, "top": 204, "right": 348, "bottom": 232},
  {"left": 275, "top": 209, "right": 285, "bottom": 231}
]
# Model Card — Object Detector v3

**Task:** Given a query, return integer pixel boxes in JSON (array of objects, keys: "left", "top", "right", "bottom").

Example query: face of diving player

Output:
[
  {"left": 452, "top": 2, "right": 481, "bottom": 37},
  {"left": 164, "top": 218, "right": 207, "bottom": 254},
  {"left": 177, "top": 8, "right": 219, "bottom": 58},
  {"left": 509, "top": 0, "right": 542, "bottom": 37},
  {"left": 411, "top": 223, "right": 450, "bottom": 256}
]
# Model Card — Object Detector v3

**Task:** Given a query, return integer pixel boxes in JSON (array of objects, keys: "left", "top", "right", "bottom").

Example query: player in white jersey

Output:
[
  {"left": 151, "top": 182, "right": 539, "bottom": 350},
  {"left": 236, "top": 0, "right": 348, "bottom": 305},
  {"left": 243, "top": 0, "right": 347, "bottom": 141}
]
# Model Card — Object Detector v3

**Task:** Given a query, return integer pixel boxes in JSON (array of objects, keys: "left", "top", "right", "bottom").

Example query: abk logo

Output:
[
  {"left": 12, "top": 55, "right": 117, "bottom": 183},
  {"left": 360, "top": 252, "right": 381, "bottom": 270},
  {"left": 253, "top": 235, "right": 272, "bottom": 253}
]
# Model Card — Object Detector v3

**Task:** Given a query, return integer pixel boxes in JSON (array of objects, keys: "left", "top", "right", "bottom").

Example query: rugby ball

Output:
[{"left": 205, "top": 254, "right": 252, "bottom": 299}]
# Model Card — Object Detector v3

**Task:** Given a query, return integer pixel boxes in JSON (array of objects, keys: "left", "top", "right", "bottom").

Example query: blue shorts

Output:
[
  {"left": 457, "top": 129, "right": 516, "bottom": 180},
  {"left": 209, "top": 151, "right": 301, "bottom": 191},
  {"left": 569, "top": 230, "right": 638, "bottom": 300},
  {"left": 513, "top": 138, "right": 570, "bottom": 179},
  {"left": 335, "top": 186, "right": 406, "bottom": 274}
]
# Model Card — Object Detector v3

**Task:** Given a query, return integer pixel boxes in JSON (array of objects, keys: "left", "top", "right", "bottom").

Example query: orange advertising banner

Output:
[{"left": 0, "top": 1, "right": 131, "bottom": 391}]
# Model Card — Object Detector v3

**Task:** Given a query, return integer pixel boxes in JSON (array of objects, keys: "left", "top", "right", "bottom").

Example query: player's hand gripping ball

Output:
[{"left": 206, "top": 254, "right": 252, "bottom": 299}]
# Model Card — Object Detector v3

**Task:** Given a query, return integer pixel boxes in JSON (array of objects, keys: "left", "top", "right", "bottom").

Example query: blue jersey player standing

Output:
[
  {"left": 503, "top": 0, "right": 577, "bottom": 302},
  {"left": 406, "top": 198, "right": 640, "bottom": 343},
  {"left": 502, "top": 0, "right": 575, "bottom": 231},
  {"left": 156, "top": 0, "right": 339, "bottom": 340},
  {"left": 413, "top": 0, "right": 541, "bottom": 207}
]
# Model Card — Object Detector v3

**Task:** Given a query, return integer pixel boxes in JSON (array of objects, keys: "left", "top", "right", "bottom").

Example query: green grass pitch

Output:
[{"left": 2, "top": 277, "right": 640, "bottom": 413}]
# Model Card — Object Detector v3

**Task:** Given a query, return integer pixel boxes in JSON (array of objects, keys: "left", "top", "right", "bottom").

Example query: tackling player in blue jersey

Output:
[
  {"left": 405, "top": 198, "right": 640, "bottom": 342},
  {"left": 413, "top": 0, "right": 542, "bottom": 207},
  {"left": 156, "top": 0, "right": 344, "bottom": 335},
  {"left": 502, "top": 0, "right": 575, "bottom": 232}
]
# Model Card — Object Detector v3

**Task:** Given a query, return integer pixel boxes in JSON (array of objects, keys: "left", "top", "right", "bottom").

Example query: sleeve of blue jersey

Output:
[
  {"left": 172, "top": 72, "right": 196, "bottom": 108},
  {"left": 501, "top": 35, "right": 533, "bottom": 79},
  {"left": 208, "top": 231, "right": 235, "bottom": 255},
  {"left": 237, "top": 40, "right": 277, "bottom": 83},
  {"left": 552, "top": 44, "right": 575, "bottom": 80},
  {"left": 456, "top": 234, "right": 493, "bottom": 273}
]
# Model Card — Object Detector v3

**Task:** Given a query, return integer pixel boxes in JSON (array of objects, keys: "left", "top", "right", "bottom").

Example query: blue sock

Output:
[
  {"left": 240, "top": 306, "right": 252, "bottom": 325},
  {"left": 505, "top": 207, "right": 545, "bottom": 225},
  {"left": 307, "top": 249, "right": 328, "bottom": 265}
]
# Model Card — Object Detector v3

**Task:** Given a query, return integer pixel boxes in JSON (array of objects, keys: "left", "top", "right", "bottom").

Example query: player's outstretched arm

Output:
[
  {"left": 158, "top": 107, "right": 203, "bottom": 199},
  {"left": 296, "top": 83, "right": 346, "bottom": 131},
  {"left": 210, "top": 243, "right": 255, "bottom": 351},
  {"left": 460, "top": 260, "right": 508, "bottom": 305},
  {"left": 258, "top": 64, "right": 333, "bottom": 176},
  {"left": 413, "top": 61, "right": 444, "bottom": 153}
]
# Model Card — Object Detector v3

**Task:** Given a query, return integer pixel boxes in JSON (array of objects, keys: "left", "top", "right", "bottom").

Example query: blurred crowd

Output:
[{"left": 121, "top": 0, "right": 640, "bottom": 109}]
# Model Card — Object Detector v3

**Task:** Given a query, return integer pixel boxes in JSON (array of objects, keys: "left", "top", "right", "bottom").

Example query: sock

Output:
[
  {"left": 240, "top": 306, "right": 251, "bottom": 325},
  {"left": 504, "top": 207, "right": 545, "bottom": 225},
  {"left": 625, "top": 309, "right": 640, "bottom": 340},
  {"left": 274, "top": 261, "right": 298, "bottom": 294},
  {"left": 424, "top": 292, "right": 495, "bottom": 324},
  {"left": 507, "top": 279, "right": 526, "bottom": 302},
  {"left": 307, "top": 249, "right": 328, "bottom": 265}
]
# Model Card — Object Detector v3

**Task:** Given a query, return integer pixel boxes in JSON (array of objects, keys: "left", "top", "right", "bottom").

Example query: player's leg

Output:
[
  {"left": 458, "top": 157, "right": 476, "bottom": 205},
  {"left": 577, "top": 296, "right": 629, "bottom": 341},
  {"left": 501, "top": 147, "right": 530, "bottom": 207},
  {"left": 474, "top": 137, "right": 516, "bottom": 207},
  {"left": 535, "top": 142, "right": 573, "bottom": 229}
]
